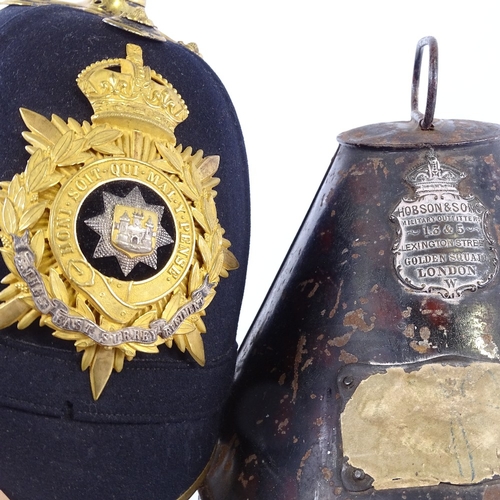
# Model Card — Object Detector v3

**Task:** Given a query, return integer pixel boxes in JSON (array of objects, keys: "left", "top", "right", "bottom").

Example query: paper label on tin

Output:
[
  {"left": 391, "top": 149, "right": 498, "bottom": 299},
  {"left": 341, "top": 362, "right": 500, "bottom": 490}
]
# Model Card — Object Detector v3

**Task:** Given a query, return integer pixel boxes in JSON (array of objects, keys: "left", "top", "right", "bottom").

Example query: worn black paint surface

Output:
[{"left": 200, "top": 121, "right": 500, "bottom": 499}]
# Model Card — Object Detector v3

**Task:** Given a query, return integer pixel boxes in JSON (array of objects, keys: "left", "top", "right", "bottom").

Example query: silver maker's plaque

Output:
[{"left": 391, "top": 149, "right": 498, "bottom": 299}]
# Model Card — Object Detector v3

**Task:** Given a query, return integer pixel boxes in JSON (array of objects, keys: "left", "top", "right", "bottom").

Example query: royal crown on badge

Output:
[{"left": 0, "top": 44, "right": 238, "bottom": 399}]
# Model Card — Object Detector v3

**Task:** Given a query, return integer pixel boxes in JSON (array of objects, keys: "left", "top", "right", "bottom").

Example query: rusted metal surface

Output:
[
  {"left": 200, "top": 141, "right": 500, "bottom": 500},
  {"left": 199, "top": 37, "right": 500, "bottom": 499},
  {"left": 411, "top": 35, "right": 438, "bottom": 130},
  {"left": 337, "top": 118, "right": 500, "bottom": 148}
]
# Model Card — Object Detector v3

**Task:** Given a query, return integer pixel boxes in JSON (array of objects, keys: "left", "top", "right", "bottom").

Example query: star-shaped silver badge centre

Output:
[{"left": 85, "top": 186, "right": 174, "bottom": 277}]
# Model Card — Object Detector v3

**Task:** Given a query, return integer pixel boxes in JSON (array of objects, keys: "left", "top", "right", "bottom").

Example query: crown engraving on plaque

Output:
[{"left": 405, "top": 148, "right": 466, "bottom": 196}]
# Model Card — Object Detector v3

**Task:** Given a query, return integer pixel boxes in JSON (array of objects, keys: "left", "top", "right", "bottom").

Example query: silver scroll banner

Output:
[{"left": 12, "top": 232, "right": 214, "bottom": 346}]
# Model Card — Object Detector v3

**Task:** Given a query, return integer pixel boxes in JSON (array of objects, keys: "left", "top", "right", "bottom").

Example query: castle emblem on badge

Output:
[
  {"left": 0, "top": 44, "right": 238, "bottom": 399},
  {"left": 86, "top": 186, "right": 174, "bottom": 275},
  {"left": 391, "top": 149, "right": 498, "bottom": 299}
]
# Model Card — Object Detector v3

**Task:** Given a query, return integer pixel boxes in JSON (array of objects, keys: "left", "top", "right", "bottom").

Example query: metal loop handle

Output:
[{"left": 411, "top": 36, "right": 438, "bottom": 130}]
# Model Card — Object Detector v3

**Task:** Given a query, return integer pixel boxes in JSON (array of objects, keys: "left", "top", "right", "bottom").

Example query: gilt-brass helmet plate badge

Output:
[{"left": 0, "top": 44, "right": 238, "bottom": 399}]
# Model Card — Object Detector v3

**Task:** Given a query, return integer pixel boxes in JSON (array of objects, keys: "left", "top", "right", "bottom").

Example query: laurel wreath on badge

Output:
[{"left": 0, "top": 44, "right": 238, "bottom": 399}]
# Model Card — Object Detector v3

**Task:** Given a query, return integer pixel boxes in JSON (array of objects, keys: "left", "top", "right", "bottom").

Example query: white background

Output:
[
  {"left": 148, "top": 2, "right": 500, "bottom": 499},
  {"left": 3, "top": 1, "right": 500, "bottom": 499}
]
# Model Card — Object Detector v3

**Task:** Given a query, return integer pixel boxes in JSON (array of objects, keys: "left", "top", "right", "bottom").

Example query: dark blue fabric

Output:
[
  {"left": 0, "top": 405, "right": 220, "bottom": 499},
  {"left": 0, "top": 5, "right": 250, "bottom": 499}
]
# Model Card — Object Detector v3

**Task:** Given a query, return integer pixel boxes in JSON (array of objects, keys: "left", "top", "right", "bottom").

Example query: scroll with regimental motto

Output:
[{"left": 0, "top": 44, "right": 239, "bottom": 399}]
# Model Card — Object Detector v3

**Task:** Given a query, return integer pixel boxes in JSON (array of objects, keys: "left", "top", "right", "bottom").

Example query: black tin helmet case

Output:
[{"left": 200, "top": 37, "right": 500, "bottom": 499}]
